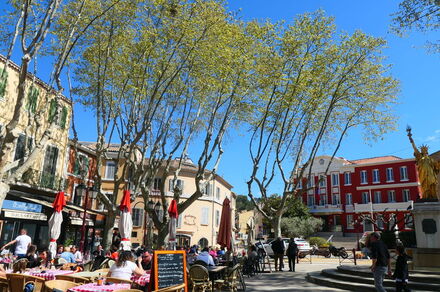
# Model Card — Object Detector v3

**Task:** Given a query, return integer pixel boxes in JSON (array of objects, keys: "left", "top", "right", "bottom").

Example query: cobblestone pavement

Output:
[{"left": 243, "top": 258, "right": 371, "bottom": 292}]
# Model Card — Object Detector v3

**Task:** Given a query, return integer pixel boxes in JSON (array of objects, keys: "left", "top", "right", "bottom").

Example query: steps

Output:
[{"left": 306, "top": 265, "right": 440, "bottom": 291}]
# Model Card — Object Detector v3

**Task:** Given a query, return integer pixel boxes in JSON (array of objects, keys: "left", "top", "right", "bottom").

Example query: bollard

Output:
[{"left": 352, "top": 248, "right": 357, "bottom": 265}]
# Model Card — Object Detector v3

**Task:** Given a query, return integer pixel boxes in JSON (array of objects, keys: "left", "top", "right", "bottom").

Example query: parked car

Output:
[{"left": 255, "top": 237, "right": 311, "bottom": 257}]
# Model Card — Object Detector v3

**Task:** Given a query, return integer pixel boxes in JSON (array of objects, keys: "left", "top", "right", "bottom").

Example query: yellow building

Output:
[{"left": 0, "top": 55, "right": 72, "bottom": 249}]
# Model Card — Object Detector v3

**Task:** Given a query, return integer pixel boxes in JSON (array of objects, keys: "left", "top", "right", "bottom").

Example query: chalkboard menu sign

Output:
[{"left": 153, "top": 250, "right": 187, "bottom": 291}]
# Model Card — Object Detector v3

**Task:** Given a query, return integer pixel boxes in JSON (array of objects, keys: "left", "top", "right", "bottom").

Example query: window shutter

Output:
[
  {"left": 60, "top": 106, "right": 68, "bottom": 128},
  {"left": 0, "top": 69, "right": 8, "bottom": 98},
  {"left": 27, "top": 86, "right": 39, "bottom": 113},
  {"left": 48, "top": 99, "right": 57, "bottom": 122}
]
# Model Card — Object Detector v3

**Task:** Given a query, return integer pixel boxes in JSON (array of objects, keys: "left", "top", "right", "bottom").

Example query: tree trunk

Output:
[
  {"left": 156, "top": 222, "right": 169, "bottom": 249},
  {"left": 272, "top": 216, "right": 282, "bottom": 238},
  {"left": 102, "top": 210, "right": 116, "bottom": 250},
  {"left": 0, "top": 182, "right": 10, "bottom": 209}
]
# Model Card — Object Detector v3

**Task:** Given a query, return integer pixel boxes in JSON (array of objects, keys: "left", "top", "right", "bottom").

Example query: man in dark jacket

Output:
[
  {"left": 286, "top": 238, "right": 298, "bottom": 272},
  {"left": 369, "top": 232, "right": 391, "bottom": 292},
  {"left": 271, "top": 237, "right": 285, "bottom": 272}
]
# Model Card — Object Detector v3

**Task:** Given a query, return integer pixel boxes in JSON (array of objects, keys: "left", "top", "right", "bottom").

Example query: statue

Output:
[{"left": 407, "top": 126, "right": 440, "bottom": 200}]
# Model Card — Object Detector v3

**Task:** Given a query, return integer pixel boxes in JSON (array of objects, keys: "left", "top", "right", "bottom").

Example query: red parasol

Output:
[
  {"left": 119, "top": 190, "right": 131, "bottom": 212},
  {"left": 52, "top": 191, "right": 66, "bottom": 212},
  {"left": 217, "top": 198, "right": 232, "bottom": 250},
  {"left": 168, "top": 199, "right": 178, "bottom": 218},
  {"left": 168, "top": 199, "right": 178, "bottom": 243}
]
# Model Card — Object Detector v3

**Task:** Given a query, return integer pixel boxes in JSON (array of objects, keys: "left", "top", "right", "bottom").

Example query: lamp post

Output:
[{"left": 78, "top": 184, "right": 98, "bottom": 253}]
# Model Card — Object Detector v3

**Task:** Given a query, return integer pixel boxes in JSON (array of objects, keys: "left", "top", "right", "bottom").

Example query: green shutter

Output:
[
  {"left": 48, "top": 99, "right": 57, "bottom": 122},
  {"left": 27, "top": 86, "right": 39, "bottom": 113},
  {"left": 0, "top": 69, "right": 8, "bottom": 98},
  {"left": 60, "top": 106, "right": 68, "bottom": 128}
]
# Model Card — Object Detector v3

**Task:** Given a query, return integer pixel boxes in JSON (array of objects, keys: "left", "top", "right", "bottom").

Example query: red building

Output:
[{"left": 300, "top": 155, "right": 419, "bottom": 235}]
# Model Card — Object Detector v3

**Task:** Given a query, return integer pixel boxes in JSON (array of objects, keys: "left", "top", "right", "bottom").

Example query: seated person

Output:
[
  {"left": 37, "top": 249, "right": 51, "bottom": 268},
  {"left": 107, "top": 250, "right": 145, "bottom": 281},
  {"left": 195, "top": 247, "right": 215, "bottom": 266},
  {"left": 71, "top": 246, "right": 83, "bottom": 263},
  {"left": 26, "top": 245, "right": 38, "bottom": 268},
  {"left": 140, "top": 251, "right": 152, "bottom": 271},
  {"left": 248, "top": 245, "right": 258, "bottom": 261},
  {"left": 60, "top": 247, "right": 76, "bottom": 263}
]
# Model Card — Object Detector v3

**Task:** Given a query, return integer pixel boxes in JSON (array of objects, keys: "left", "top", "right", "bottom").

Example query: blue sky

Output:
[{"left": 2, "top": 1, "right": 439, "bottom": 197}]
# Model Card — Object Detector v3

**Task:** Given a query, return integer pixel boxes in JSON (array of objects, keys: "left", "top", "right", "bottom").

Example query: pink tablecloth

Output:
[
  {"left": 131, "top": 273, "right": 150, "bottom": 286},
  {"left": 68, "top": 283, "right": 131, "bottom": 292},
  {"left": 28, "top": 269, "right": 74, "bottom": 280}
]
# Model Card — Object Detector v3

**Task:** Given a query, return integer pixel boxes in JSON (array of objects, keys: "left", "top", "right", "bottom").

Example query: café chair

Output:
[
  {"left": 214, "top": 264, "right": 240, "bottom": 292},
  {"left": 7, "top": 273, "right": 45, "bottom": 292},
  {"left": 55, "top": 274, "right": 89, "bottom": 283},
  {"left": 44, "top": 280, "right": 79, "bottom": 292},
  {"left": 57, "top": 258, "right": 68, "bottom": 264},
  {"left": 152, "top": 283, "right": 185, "bottom": 292},
  {"left": 0, "top": 277, "right": 8, "bottom": 292},
  {"left": 106, "top": 276, "right": 133, "bottom": 284},
  {"left": 189, "top": 264, "right": 211, "bottom": 292},
  {"left": 107, "top": 259, "right": 116, "bottom": 268}
]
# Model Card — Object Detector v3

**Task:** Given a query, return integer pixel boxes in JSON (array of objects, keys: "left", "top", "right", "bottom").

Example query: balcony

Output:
[
  {"left": 345, "top": 204, "right": 354, "bottom": 213},
  {"left": 308, "top": 204, "right": 343, "bottom": 214},
  {"left": 16, "top": 168, "right": 65, "bottom": 191},
  {"left": 354, "top": 200, "right": 413, "bottom": 213}
]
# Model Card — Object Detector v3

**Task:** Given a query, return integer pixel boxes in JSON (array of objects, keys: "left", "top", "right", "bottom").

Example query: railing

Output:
[
  {"left": 308, "top": 204, "right": 343, "bottom": 213},
  {"left": 354, "top": 201, "right": 413, "bottom": 212},
  {"left": 18, "top": 168, "right": 65, "bottom": 191}
]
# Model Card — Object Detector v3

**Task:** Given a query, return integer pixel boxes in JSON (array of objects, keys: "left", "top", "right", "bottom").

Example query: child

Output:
[{"left": 392, "top": 245, "right": 411, "bottom": 292}]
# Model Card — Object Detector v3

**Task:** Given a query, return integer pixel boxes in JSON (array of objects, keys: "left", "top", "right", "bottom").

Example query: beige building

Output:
[
  {"left": 237, "top": 209, "right": 266, "bottom": 247},
  {"left": 0, "top": 55, "right": 72, "bottom": 249}
]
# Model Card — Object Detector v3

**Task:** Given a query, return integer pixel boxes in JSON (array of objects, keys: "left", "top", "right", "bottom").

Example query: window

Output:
[
  {"left": 73, "top": 184, "right": 84, "bottom": 206},
  {"left": 402, "top": 189, "right": 410, "bottom": 202},
  {"left": 201, "top": 207, "right": 209, "bottom": 225},
  {"left": 360, "top": 170, "right": 368, "bottom": 184},
  {"left": 204, "top": 183, "right": 212, "bottom": 196},
  {"left": 14, "top": 134, "right": 33, "bottom": 161},
  {"left": 105, "top": 161, "right": 116, "bottom": 179},
  {"left": 345, "top": 193, "right": 352, "bottom": 205},
  {"left": 153, "top": 178, "right": 161, "bottom": 190},
  {"left": 307, "top": 176, "right": 314, "bottom": 188},
  {"left": 169, "top": 179, "right": 184, "bottom": 192},
  {"left": 27, "top": 85, "right": 39, "bottom": 113},
  {"left": 404, "top": 213, "right": 414, "bottom": 229},
  {"left": 344, "top": 172, "right": 352, "bottom": 185},
  {"left": 362, "top": 192, "right": 369, "bottom": 204},
  {"left": 320, "top": 194, "right": 327, "bottom": 206},
  {"left": 346, "top": 215, "right": 354, "bottom": 229},
  {"left": 387, "top": 190, "right": 396, "bottom": 202},
  {"left": 48, "top": 99, "right": 57, "bottom": 123},
  {"left": 41, "top": 145, "right": 59, "bottom": 188},
  {"left": 215, "top": 210, "right": 220, "bottom": 227},
  {"left": 386, "top": 168, "right": 394, "bottom": 182},
  {"left": 307, "top": 195, "right": 315, "bottom": 206},
  {"left": 332, "top": 194, "right": 340, "bottom": 205},
  {"left": 73, "top": 154, "right": 89, "bottom": 176},
  {"left": 0, "top": 68, "right": 8, "bottom": 99},
  {"left": 132, "top": 208, "right": 144, "bottom": 227},
  {"left": 319, "top": 175, "right": 326, "bottom": 187},
  {"left": 372, "top": 169, "right": 380, "bottom": 183},
  {"left": 216, "top": 187, "right": 220, "bottom": 200},
  {"left": 374, "top": 191, "right": 381, "bottom": 203},
  {"left": 400, "top": 166, "right": 408, "bottom": 181},
  {"left": 297, "top": 179, "right": 302, "bottom": 190},
  {"left": 331, "top": 173, "right": 339, "bottom": 186},
  {"left": 377, "top": 218, "right": 384, "bottom": 229}
]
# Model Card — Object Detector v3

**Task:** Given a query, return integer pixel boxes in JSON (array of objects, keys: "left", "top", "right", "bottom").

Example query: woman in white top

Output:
[{"left": 107, "top": 250, "right": 145, "bottom": 281}]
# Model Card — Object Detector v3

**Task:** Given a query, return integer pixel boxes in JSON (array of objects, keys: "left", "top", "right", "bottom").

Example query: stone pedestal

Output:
[{"left": 412, "top": 201, "right": 440, "bottom": 268}]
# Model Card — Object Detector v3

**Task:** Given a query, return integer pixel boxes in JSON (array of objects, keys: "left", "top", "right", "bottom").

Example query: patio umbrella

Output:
[
  {"left": 168, "top": 199, "right": 178, "bottom": 249},
  {"left": 48, "top": 191, "right": 66, "bottom": 258},
  {"left": 217, "top": 198, "right": 232, "bottom": 250},
  {"left": 119, "top": 190, "right": 133, "bottom": 251}
]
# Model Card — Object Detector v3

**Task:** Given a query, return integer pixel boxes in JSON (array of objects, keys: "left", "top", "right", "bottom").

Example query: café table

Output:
[
  {"left": 131, "top": 273, "right": 150, "bottom": 286},
  {"left": 28, "top": 269, "right": 74, "bottom": 280},
  {"left": 68, "top": 282, "right": 131, "bottom": 292},
  {"left": 73, "top": 271, "right": 108, "bottom": 279},
  {"left": 207, "top": 265, "right": 227, "bottom": 288}
]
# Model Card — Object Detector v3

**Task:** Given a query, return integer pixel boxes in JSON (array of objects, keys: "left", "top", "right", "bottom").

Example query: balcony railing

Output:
[
  {"left": 308, "top": 204, "right": 343, "bottom": 213},
  {"left": 18, "top": 168, "right": 65, "bottom": 191},
  {"left": 354, "top": 200, "right": 413, "bottom": 213}
]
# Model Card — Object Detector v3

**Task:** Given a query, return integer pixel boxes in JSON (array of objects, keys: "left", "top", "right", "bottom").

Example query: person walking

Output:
[
  {"left": 286, "top": 238, "right": 298, "bottom": 272},
  {"left": 393, "top": 245, "right": 411, "bottom": 292},
  {"left": 271, "top": 237, "right": 285, "bottom": 272},
  {"left": 369, "top": 232, "right": 391, "bottom": 292},
  {"left": 1, "top": 229, "right": 32, "bottom": 259}
]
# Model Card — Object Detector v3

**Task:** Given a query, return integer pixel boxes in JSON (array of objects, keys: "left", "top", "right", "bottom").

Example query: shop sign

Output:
[
  {"left": 3, "top": 200, "right": 42, "bottom": 213},
  {"left": 4, "top": 210, "right": 47, "bottom": 221}
]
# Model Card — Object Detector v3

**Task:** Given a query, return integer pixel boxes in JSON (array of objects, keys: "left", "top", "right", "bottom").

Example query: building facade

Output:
[
  {"left": 299, "top": 155, "right": 419, "bottom": 235},
  {"left": 0, "top": 56, "right": 72, "bottom": 249}
]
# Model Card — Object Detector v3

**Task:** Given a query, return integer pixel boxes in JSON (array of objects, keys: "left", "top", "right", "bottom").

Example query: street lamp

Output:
[{"left": 78, "top": 184, "right": 98, "bottom": 253}]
